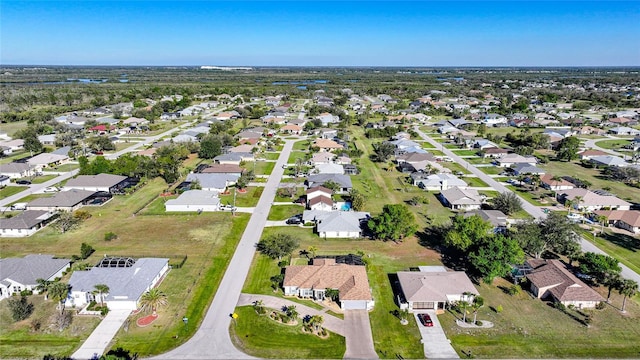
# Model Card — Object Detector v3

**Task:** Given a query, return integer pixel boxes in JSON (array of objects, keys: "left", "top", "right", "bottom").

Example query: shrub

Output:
[
  {"left": 476, "top": 320, "right": 483, "bottom": 326},
  {"left": 8, "top": 296, "right": 34, "bottom": 321},
  {"left": 508, "top": 285, "right": 521, "bottom": 296},
  {"left": 595, "top": 301, "right": 606, "bottom": 310},
  {"left": 19, "top": 289, "right": 33, "bottom": 296},
  {"left": 30, "top": 317, "right": 42, "bottom": 331},
  {"left": 554, "top": 302, "right": 566, "bottom": 311},
  {"left": 496, "top": 305, "right": 503, "bottom": 313},
  {"left": 74, "top": 210, "right": 92, "bottom": 220},
  {"left": 104, "top": 232, "right": 118, "bottom": 241}
]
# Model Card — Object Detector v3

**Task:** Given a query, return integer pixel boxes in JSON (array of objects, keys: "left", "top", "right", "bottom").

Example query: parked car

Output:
[
  {"left": 417, "top": 313, "right": 433, "bottom": 327},
  {"left": 286, "top": 214, "right": 303, "bottom": 225},
  {"left": 43, "top": 186, "right": 60, "bottom": 193},
  {"left": 220, "top": 205, "right": 237, "bottom": 211},
  {"left": 16, "top": 180, "right": 31, "bottom": 185}
]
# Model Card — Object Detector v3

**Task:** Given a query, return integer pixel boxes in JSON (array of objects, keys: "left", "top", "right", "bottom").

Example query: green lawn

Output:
[
  {"left": 31, "top": 174, "right": 57, "bottom": 184},
  {"left": 479, "top": 166, "right": 505, "bottom": 175},
  {"left": 595, "top": 139, "right": 631, "bottom": 150},
  {"left": 451, "top": 149, "right": 480, "bottom": 156},
  {"left": 249, "top": 161, "right": 276, "bottom": 175},
  {"left": 428, "top": 150, "right": 445, "bottom": 156},
  {"left": 467, "top": 157, "right": 491, "bottom": 164},
  {"left": 261, "top": 152, "right": 281, "bottom": 160},
  {"left": 293, "top": 140, "right": 311, "bottom": 151},
  {"left": 441, "top": 279, "right": 640, "bottom": 358},
  {"left": 441, "top": 162, "right": 472, "bottom": 175},
  {"left": 268, "top": 205, "right": 304, "bottom": 221},
  {"left": 219, "top": 187, "right": 264, "bottom": 207},
  {"left": 0, "top": 151, "right": 30, "bottom": 164},
  {"left": 465, "top": 177, "right": 490, "bottom": 188},
  {"left": 542, "top": 161, "right": 640, "bottom": 204},
  {"left": 287, "top": 151, "right": 309, "bottom": 164},
  {"left": 49, "top": 163, "right": 79, "bottom": 172},
  {"left": 581, "top": 229, "right": 640, "bottom": 274},
  {"left": 229, "top": 306, "right": 346, "bottom": 359},
  {"left": 0, "top": 186, "right": 25, "bottom": 200},
  {"left": 505, "top": 185, "right": 553, "bottom": 206}
]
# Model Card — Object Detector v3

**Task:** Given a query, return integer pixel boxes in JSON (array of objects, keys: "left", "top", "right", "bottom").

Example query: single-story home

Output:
[
  {"left": 27, "top": 153, "right": 69, "bottom": 171},
  {"left": 307, "top": 174, "right": 352, "bottom": 194},
  {"left": 590, "top": 155, "right": 628, "bottom": 168},
  {"left": 185, "top": 173, "right": 240, "bottom": 192},
  {"left": 0, "top": 254, "right": 71, "bottom": 300},
  {"left": 315, "top": 163, "right": 344, "bottom": 175},
  {"left": 306, "top": 186, "right": 333, "bottom": 202},
  {"left": 481, "top": 147, "right": 510, "bottom": 158},
  {"left": 578, "top": 149, "right": 609, "bottom": 161},
  {"left": 283, "top": 258, "right": 374, "bottom": 310},
  {"left": 540, "top": 174, "right": 575, "bottom": 191},
  {"left": 464, "top": 209, "right": 508, "bottom": 230},
  {"left": 397, "top": 267, "right": 479, "bottom": 313},
  {"left": 214, "top": 153, "right": 254, "bottom": 165},
  {"left": 496, "top": 153, "right": 538, "bottom": 167},
  {"left": 200, "top": 164, "right": 244, "bottom": 176},
  {"left": 0, "top": 163, "right": 34, "bottom": 179},
  {"left": 525, "top": 259, "right": 604, "bottom": 309},
  {"left": 165, "top": 190, "right": 221, "bottom": 212},
  {"left": 512, "top": 163, "right": 546, "bottom": 175},
  {"left": 0, "top": 210, "right": 56, "bottom": 237},
  {"left": 617, "top": 210, "right": 640, "bottom": 234},
  {"left": 302, "top": 210, "right": 371, "bottom": 239},
  {"left": 314, "top": 138, "right": 344, "bottom": 152},
  {"left": 26, "top": 189, "right": 102, "bottom": 212},
  {"left": 63, "top": 174, "right": 130, "bottom": 193},
  {"left": 281, "top": 124, "right": 303, "bottom": 135},
  {"left": 416, "top": 173, "right": 467, "bottom": 191},
  {"left": 557, "top": 188, "right": 631, "bottom": 211},
  {"left": 308, "top": 196, "right": 334, "bottom": 211},
  {"left": 439, "top": 187, "right": 483, "bottom": 211},
  {"left": 67, "top": 257, "right": 169, "bottom": 310},
  {"left": 0, "top": 175, "right": 9, "bottom": 187}
]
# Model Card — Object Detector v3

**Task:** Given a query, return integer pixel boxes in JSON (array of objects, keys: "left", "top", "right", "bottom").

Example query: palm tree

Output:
[
  {"left": 285, "top": 305, "right": 298, "bottom": 321},
  {"left": 472, "top": 296, "right": 485, "bottom": 324},
  {"left": 309, "top": 315, "right": 324, "bottom": 332},
  {"left": 603, "top": 273, "right": 622, "bottom": 303},
  {"left": 565, "top": 199, "right": 574, "bottom": 215},
  {"left": 550, "top": 175, "right": 564, "bottom": 199},
  {"left": 595, "top": 214, "right": 608, "bottom": 234},
  {"left": 618, "top": 279, "right": 638, "bottom": 313},
  {"left": 35, "top": 278, "right": 53, "bottom": 300},
  {"left": 308, "top": 246, "right": 318, "bottom": 259},
  {"left": 93, "top": 284, "right": 110, "bottom": 307},
  {"left": 139, "top": 288, "right": 168, "bottom": 315},
  {"left": 253, "top": 299, "right": 265, "bottom": 314},
  {"left": 530, "top": 174, "right": 541, "bottom": 191},
  {"left": 48, "top": 282, "right": 70, "bottom": 314},
  {"left": 573, "top": 196, "right": 584, "bottom": 217}
]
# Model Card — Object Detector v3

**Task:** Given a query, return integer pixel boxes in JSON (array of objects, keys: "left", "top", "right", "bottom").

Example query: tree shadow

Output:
[{"left": 598, "top": 231, "right": 640, "bottom": 252}]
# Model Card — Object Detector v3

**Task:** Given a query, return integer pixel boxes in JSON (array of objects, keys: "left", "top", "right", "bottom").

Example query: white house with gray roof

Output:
[
  {"left": 27, "top": 189, "right": 98, "bottom": 212},
  {"left": 0, "top": 162, "right": 35, "bottom": 179},
  {"left": 186, "top": 173, "right": 239, "bottom": 192},
  {"left": 303, "top": 210, "right": 370, "bottom": 239},
  {"left": 165, "top": 190, "right": 221, "bottom": 212},
  {"left": 0, "top": 255, "right": 71, "bottom": 300},
  {"left": 0, "top": 210, "right": 55, "bottom": 237},
  {"left": 63, "top": 173, "right": 129, "bottom": 193},
  {"left": 67, "top": 257, "right": 169, "bottom": 310},
  {"left": 440, "top": 187, "right": 483, "bottom": 210}
]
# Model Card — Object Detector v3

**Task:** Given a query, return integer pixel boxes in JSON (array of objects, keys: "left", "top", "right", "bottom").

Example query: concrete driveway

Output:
[
  {"left": 414, "top": 311, "right": 459, "bottom": 359},
  {"left": 72, "top": 309, "right": 131, "bottom": 360},
  {"left": 343, "top": 310, "right": 378, "bottom": 359}
]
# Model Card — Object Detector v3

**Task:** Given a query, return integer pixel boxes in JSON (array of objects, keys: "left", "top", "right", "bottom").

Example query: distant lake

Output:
[{"left": 272, "top": 80, "right": 328, "bottom": 85}]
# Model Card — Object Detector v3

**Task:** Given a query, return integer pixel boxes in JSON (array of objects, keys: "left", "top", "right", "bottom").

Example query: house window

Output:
[{"left": 301, "top": 289, "right": 313, "bottom": 298}]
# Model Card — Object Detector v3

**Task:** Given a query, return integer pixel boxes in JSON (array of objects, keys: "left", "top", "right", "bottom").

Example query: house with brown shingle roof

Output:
[
  {"left": 526, "top": 259, "right": 604, "bottom": 309},
  {"left": 397, "top": 267, "right": 479, "bottom": 313},
  {"left": 617, "top": 210, "right": 640, "bottom": 234},
  {"left": 541, "top": 174, "right": 575, "bottom": 191},
  {"left": 578, "top": 149, "right": 609, "bottom": 160},
  {"left": 281, "top": 124, "right": 302, "bottom": 135},
  {"left": 283, "top": 258, "right": 374, "bottom": 310}
]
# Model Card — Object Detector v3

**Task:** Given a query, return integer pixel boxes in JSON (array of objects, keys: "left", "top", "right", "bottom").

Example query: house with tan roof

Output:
[
  {"left": 281, "top": 124, "right": 302, "bottom": 135},
  {"left": 578, "top": 149, "right": 610, "bottom": 160},
  {"left": 439, "top": 187, "right": 482, "bottom": 210},
  {"left": 558, "top": 188, "right": 631, "bottom": 211},
  {"left": 601, "top": 210, "right": 640, "bottom": 234},
  {"left": 309, "top": 152, "right": 335, "bottom": 165},
  {"left": 397, "top": 267, "right": 479, "bottom": 313},
  {"left": 283, "top": 258, "right": 374, "bottom": 310},
  {"left": 526, "top": 259, "right": 604, "bottom": 309},
  {"left": 314, "top": 138, "right": 344, "bottom": 152},
  {"left": 541, "top": 174, "right": 575, "bottom": 191}
]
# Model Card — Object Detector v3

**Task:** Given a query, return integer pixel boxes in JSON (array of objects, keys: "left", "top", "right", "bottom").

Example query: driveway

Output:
[
  {"left": 414, "top": 311, "right": 459, "bottom": 359},
  {"left": 72, "top": 309, "right": 131, "bottom": 360},
  {"left": 343, "top": 310, "right": 378, "bottom": 359},
  {"left": 414, "top": 127, "right": 640, "bottom": 284}
]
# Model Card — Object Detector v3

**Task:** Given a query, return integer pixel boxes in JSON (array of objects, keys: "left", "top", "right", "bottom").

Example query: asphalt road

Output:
[
  {"left": 156, "top": 139, "right": 295, "bottom": 359},
  {"left": 414, "top": 127, "right": 640, "bottom": 284}
]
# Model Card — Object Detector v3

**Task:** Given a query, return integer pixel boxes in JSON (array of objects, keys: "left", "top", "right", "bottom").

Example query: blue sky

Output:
[{"left": 1, "top": 1, "right": 639, "bottom": 66}]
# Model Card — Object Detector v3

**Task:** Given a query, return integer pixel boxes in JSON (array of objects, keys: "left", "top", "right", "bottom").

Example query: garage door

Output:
[{"left": 413, "top": 302, "right": 435, "bottom": 309}]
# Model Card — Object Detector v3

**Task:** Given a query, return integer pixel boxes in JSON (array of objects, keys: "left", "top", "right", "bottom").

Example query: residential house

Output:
[
  {"left": 315, "top": 163, "right": 344, "bottom": 175},
  {"left": 68, "top": 257, "right": 169, "bottom": 310},
  {"left": 283, "top": 258, "right": 374, "bottom": 310},
  {"left": 541, "top": 174, "right": 575, "bottom": 191},
  {"left": 343, "top": 164, "right": 359, "bottom": 175},
  {"left": 38, "top": 134, "right": 57, "bottom": 146},
  {"left": 26, "top": 190, "right": 102, "bottom": 212},
  {"left": 0, "top": 255, "right": 71, "bottom": 300},
  {"left": 186, "top": 173, "right": 239, "bottom": 192},
  {"left": 608, "top": 126, "right": 639, "bottom": 136},
  {"left": 557, "top": 188, "right": 631, "bottom": 211},
  {"left": 63, "top": 174, "right": 130, "bottom": 193},
  {"left": 0, "top": 210, "right": 56, "bottom": 237},
  {"left": 307, "top": 174, "right": 352, "bottom": 194},
  {"left": 308, "top": 196, "right": 334, "bottom": 211},
  {"left": 617, "top": 210, "right": 640, "bottom": 234},
  {"left": 0, "top": 175, "right": 9, "bottom": 187},
  {"left": 27, "top": 153, "right": 69, "bottom": 171},
  {"left": 397, "top": 267, "right": 479, "bottom": 313},
  {"left": 481, "top": 147, "right": 509, "bottom": 158},
  {"left": 214, "top": 153, "right": 254, "bottom": 165},
  {"left": 575, "top": 126, "right": 606, "bottom": 136},
  {"left": 312, "top": 211, "right": 370, "bottom": 238},
  {"left": 309, "top": 152, "right": 336, "bottom": 165},
  {"left": 200, "top": 164, "right": 244, "bottom": 176},
  {"left": 314, "top": 138, "right": 344, "bottom": 152},
  {"left": 0, "top": 162, "right": 35, "bottom": 179},
  {"left": 439, "top": 187, "right": 483, "bottom": 210},
  {"left": 317, "top": 113, "right": 339, "bottom": 125},
  {"left": 165, "top": 190, "right": 221, "bottom": 212},
  {"left": 416, "top": 173, "right": 467, "bottom": 191},
  {"left": 318, "top": 128, "right": 338, "bottom": 139},
  {"left": 590, "top": 155, "right": 628, "bottom": 168},
  {"left": 496, "top": 153, "right": 538, "bottom": 167},
  {"left": 464, "top": 209, "right": 508, "bottom": 230},
  {"left": 472, "top": 139, "right": 498, "bottom": 150},
  {"left": 481, "top": 113, "right": 508, "bottom": 126},
  {"left": 228, "top": 144, "right": 255, "bottom": 154},
  {"left": 281, "top": 124, "right": 302, "bottom": 135},
  {"left": 0, "top": 139, "right": 24, "bottom": 152},
  {"left": 578, "top": 149, "right": 610, "bottom": 160},
  {"left": 512, "top": 163, "right": 546, "bottom": 175},
  {"left": 525, "top": 259, "right": 604, "bottom": 309}
]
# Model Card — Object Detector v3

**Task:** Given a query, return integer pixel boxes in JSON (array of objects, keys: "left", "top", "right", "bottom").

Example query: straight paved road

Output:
[
  {"left": 414, "top": 127, "right": 640, "bottom": 284},
  {"left": 156, "top": 140, "right": 296, "bottom": 359},
  {"left": 0, "top": 169, "right": 79, "bottom": 209}
]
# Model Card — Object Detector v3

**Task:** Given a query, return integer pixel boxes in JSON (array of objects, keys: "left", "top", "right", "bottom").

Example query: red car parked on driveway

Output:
[{"left": 418, "top": 313, "right": 433, "bottom": 327}]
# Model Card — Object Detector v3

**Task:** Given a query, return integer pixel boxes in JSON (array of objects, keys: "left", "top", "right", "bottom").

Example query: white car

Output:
[{"left": 43, "top": 187, "right": 60, "bottom": 193}]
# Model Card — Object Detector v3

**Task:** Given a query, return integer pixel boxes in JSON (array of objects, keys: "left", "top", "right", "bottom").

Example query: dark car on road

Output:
[
  {"left": 418, "top": 313, "right": 433, "bottom": 327},
  {"left": 16, "top": 180, "right": 31, "bottom": 185}
]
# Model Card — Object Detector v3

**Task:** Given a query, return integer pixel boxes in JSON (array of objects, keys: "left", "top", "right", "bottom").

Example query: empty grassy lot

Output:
[
  {"left": 465, "top": 177, "right": 490, "bottom": 188},
  {"left": 595, "top": 139, "right": 631, "bottom": 150},
  {"left": 230, "top": 306, "right": 346, "bottom": 359},
  {"left": 287, "top": 151, "right": 308, "bottom": 164},
  {"left": 0, "top": 177, "right": 250, "bottom": 357},
  {"left": 244, "top": 227, "right": 441, "bottom": 359},
  {"left": 247, "top": 161, "right": 275, "bottom": 175},
  {"left": 268, "top": 205, "right": 304, "bottom": 220},
  {"left": 0, "top": 186, "right": 25, "bottom": 200},
  {"left": 541, "top": 161, "right": 640, "bottom": 204},
  {"left": 441, "top": 278, "right": 640, "bottom": 358}
]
